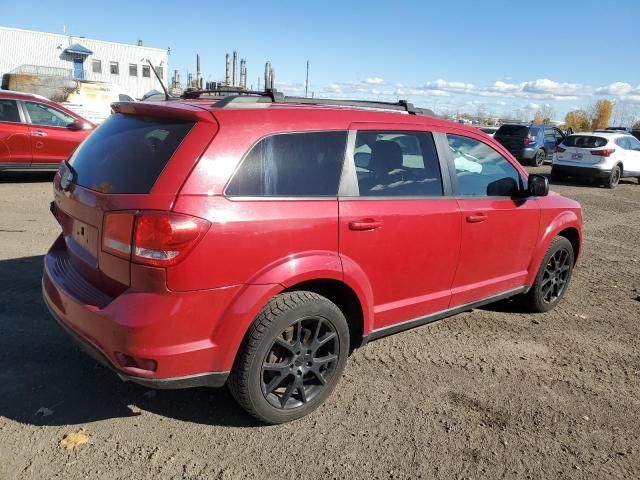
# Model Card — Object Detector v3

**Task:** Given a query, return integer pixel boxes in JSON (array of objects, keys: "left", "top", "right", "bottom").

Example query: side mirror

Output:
[
  {"left": 528, "top": 174, "right": 549, "bottom": 196},
  {"left": 67, "top": 119, "right": 91, "bottom": 131}
]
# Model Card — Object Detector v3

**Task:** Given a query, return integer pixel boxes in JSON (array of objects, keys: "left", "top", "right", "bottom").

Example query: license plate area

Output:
[
  {"left": 70, "top": 219, "right": 99, "bottom": 256},
  {"left": 572, "top": 153, "right": 583, "bottom": 160}
]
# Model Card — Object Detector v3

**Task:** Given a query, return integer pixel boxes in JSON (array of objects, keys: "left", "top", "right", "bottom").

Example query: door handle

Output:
[
  {"left": 31, "top": 131, "right": 47, "bottom": 137},
  {"left": 466, "top": 213, "right": 488, "bottom": 223},
  {"left": 349, "top": 219, "right": 383, "bottom": 231}
]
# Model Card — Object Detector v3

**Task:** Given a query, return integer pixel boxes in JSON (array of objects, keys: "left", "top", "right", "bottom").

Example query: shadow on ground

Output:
[
  {"left": 0, "top": 171, "right": 56, "bottom": 184},
  {"left": 0, "top": 255, "right": 259, "bottom": 428}
]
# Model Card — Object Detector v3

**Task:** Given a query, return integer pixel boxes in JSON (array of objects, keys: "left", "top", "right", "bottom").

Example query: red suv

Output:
[
  {"left": 43, "top": 92, "right": 582, "bottom": 424},
  {"left": 0, "top": 90, "right": 93, "bottom": 172}
]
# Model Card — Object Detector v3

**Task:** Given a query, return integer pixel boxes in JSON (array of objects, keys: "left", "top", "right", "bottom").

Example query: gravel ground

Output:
[{"left": 0, "top": 168, "right": 639, "bottom": 480}]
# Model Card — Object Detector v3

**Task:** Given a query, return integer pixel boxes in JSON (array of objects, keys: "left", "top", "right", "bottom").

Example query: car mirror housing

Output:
[
  {"left": 67, "top": 119, "right": 91, "bottom": 131},
  {"left": 528, "top": 174, "right": 549, "bottom": 197}
]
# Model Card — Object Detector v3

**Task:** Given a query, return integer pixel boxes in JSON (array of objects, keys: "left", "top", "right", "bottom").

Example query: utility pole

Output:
[{"left": 305, "top": 60, "right": 309, "bottom": 98}]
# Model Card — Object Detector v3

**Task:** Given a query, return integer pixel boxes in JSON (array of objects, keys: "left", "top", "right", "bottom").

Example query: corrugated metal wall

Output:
[{"left": 0, "top": 27, "right": 168, "bottom": 99}]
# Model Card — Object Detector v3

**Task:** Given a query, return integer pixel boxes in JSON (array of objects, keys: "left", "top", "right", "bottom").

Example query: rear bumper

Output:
[
  {"left": 552, "top": 164, "right": 611, "bottom": 179},
  {"left": 42, "top": 239, "right": 241, "bottom": 389},
  {"left": 46, "top": 301, "right": 228, "bottom": 389}
]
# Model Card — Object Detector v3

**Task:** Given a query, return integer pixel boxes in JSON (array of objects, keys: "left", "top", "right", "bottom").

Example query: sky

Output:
[{"left": 2, "top": 0, "right": 639, "bottom": 122}]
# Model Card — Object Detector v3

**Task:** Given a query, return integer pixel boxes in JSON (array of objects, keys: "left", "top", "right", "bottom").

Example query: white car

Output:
[{"left": 552, "top": 131, "right": 640, "bottom": 188}]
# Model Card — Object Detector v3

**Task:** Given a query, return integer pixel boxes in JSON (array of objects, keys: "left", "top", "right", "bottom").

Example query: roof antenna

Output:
[{"left": 146, "top": 59, "right": 170, "bottom": 101}]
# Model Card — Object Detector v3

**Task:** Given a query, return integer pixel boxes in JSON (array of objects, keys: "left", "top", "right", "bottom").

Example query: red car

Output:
[
  {"left": 43, "top": 93, "right": 582, "bottom": 424},
  {"left": 0, "top": 90, "right": 93, "bottom": 171}
]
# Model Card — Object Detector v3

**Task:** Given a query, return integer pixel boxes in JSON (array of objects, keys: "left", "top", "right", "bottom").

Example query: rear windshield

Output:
[
  {"left": 495, "top": 125, "right": 529, "bottom": 137},
  {"left": 68, "top": 114, "right": 194, "bottom": 193},
  {"left": 563, "top": 135, "right": 608, "bottom": 148}
]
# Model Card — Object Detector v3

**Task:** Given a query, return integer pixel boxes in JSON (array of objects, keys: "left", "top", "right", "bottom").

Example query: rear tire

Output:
[
  {"left": 228, "top": 291, "right": 349, "bottom": 424},
  {"left": 605, "top": 164, "right": 621, "bottom": 189},
  {"left": 520, "top": 236, "right": 574, "bottom": 313},
  {"left": 533, "top": 149, "right": 546, "bottom": 167}
]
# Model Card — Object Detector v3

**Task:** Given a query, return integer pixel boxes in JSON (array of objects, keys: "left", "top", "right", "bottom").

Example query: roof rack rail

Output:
[
  {"left": 181, "top": 88, "right": 435, "bottom": 116},
  {"left": 200, "top": 89, "right": 434, "bottom": 116},
  {"left": 181, "top": 88, "right": 272, "bottom": 99}
]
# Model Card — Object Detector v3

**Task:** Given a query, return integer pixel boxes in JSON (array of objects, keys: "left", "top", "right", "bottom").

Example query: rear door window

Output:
[
  {"left": 68, "top": 113, "right": 194, "bottom": 193},
  {"left": 226, "top": 131, "right": 347, "bottom": 197},
  {"left": 0, "top": 99, "right": 21, "bottom": 123},
  {"left": 352, "top": 131, "right": 442, "bottom": 196}
]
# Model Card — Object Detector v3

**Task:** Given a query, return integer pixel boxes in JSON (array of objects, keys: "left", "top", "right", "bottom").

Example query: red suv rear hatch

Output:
[{"left": 50, "top": 102, "right": 218, "bottom": 298}]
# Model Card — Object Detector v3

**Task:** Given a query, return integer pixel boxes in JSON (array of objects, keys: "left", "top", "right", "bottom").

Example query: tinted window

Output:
[
  {"left": 564, "top": 135, "right": 608, "bottom": 148},
  {"left": 92, "top": 59, "right": 101, "bottom": 73},
  {"left": 352, "top": 131, "right": 442, "bottom": 196},
  {"left": 448, "top": 134, "right": 523, "bottom": 197},
  {"left": 495, "top": 125, "right": 528, "bottom": 137},
  {"left": 25, "top": 102, "right": 75, "bottom": 127},
  {"left": 226, "top": 131, "right": 347, "bottom": 197},
  {"left": 68, "top": 114, "right": 194, "bottom": 194},
  {"left": 110, "top": 62, "right": 119, "bottom": 75},
  {"left": 0, "top": 99, "right": 21, "bottom": 123},
  {"left": 129, "top": 64, "right": 137, "bottom": 76},
  {"left": 142, "top": 65, "right": 151, "bottom": 78}
]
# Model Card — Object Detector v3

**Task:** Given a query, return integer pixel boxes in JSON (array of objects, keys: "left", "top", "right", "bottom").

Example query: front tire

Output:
[
  {"left": 228, "top": 291, "right": 349, "bottom": 424},
  {"left": 605, "top": 164, "right": 621, "bottom": 189},
  {"left": 521, "top": 236, "right": 574, "bottom": 313}
]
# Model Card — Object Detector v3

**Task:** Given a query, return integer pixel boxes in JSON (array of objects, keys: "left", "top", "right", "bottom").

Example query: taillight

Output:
[
  {"left": 523, "top": 136, "right": 535, "bottom": 145},
  {"left": 103, "top": 212, "right": 134, "bottom": 258},
  {"left": 102, "top": 211, "right": 210, "bottom": 267},
  {"left": 556, "top": 146, "right": 566, "bottom": 153},
  {"left": 590, "top": 149, "right": 615, "bottom": 157}
]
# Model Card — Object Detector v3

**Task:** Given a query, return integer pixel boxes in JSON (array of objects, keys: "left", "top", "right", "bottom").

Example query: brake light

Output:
[
  {"left": 590, "top": 149, "right": 615, "bottom": 157},
  {"left": 556, "top": 146, "right": 566, "bottom": 153},
  {"left": 523, "top": 136, "right": 535, "bottom": 145},
  {"left": 102, "top": 211, "right": 210, "bottom": 266}
]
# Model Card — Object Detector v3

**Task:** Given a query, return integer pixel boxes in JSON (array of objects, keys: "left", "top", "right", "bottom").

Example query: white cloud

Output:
[
  {"left": 528, "top": 102, "right": 541, "bottom": 109},
  {"left": 363, "top": 77, "right": 385, "bottom": 85},
  {"left": 595, "top": 82, "right": 638, "bottom": 96}
]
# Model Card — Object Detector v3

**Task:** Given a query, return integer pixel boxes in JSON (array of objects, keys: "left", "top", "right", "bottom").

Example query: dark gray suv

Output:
[{"left": 494, "top": 124, "right": 565, "bottom": 166}]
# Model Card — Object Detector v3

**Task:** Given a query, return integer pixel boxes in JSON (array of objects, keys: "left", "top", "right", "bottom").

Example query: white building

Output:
[{"left": 0, "top": 26, "right": 169, "bottom": 99}]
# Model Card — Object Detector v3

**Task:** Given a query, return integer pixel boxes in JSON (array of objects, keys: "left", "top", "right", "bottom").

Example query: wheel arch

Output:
[
  {"left": 215, "top": 252, "right": 374, "bottom": 371},
  {"left": 525, "top": 211, "right": 582, "bottom": 285}
]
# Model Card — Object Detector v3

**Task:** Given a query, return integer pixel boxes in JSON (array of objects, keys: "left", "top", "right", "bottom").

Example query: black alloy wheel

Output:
[
  {"left": 540, "top": 248, "right": 571, "bottom": 305},
  {"left": 520, "top": 236, "right": 574, "bottom": 313},
  {"left": 228, "top": 291, "right": 349, "bottom": 424},
  {"left": 261, "top": 317, "right": 339, "bottom": 409}
]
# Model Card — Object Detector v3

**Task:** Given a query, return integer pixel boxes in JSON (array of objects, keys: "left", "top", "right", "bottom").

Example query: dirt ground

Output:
[{"left": 0, "top": 168, "right": 639, "bottom": 480}]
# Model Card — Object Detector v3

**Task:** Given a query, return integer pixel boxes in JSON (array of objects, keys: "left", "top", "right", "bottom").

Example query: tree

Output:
[
  {"left": 632, "top": 119, "right": 640, "bottom": 130},
  {"left": 564, "top": 110, "right": 591, "bottom": 132},
  {"left": 590, "top": 99, "right": 613, "bottom": 130},
  {"left": 539, "top": 104, "right": 554, "bottom": 123},
  {"left": 532, "top": 111, "right": 544, "bottom": 124}
]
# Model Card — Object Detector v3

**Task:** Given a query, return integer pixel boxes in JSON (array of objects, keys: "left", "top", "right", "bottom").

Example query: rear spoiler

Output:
[{"left": 110, "top": 102, "right": 216, "bottom": 123}]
